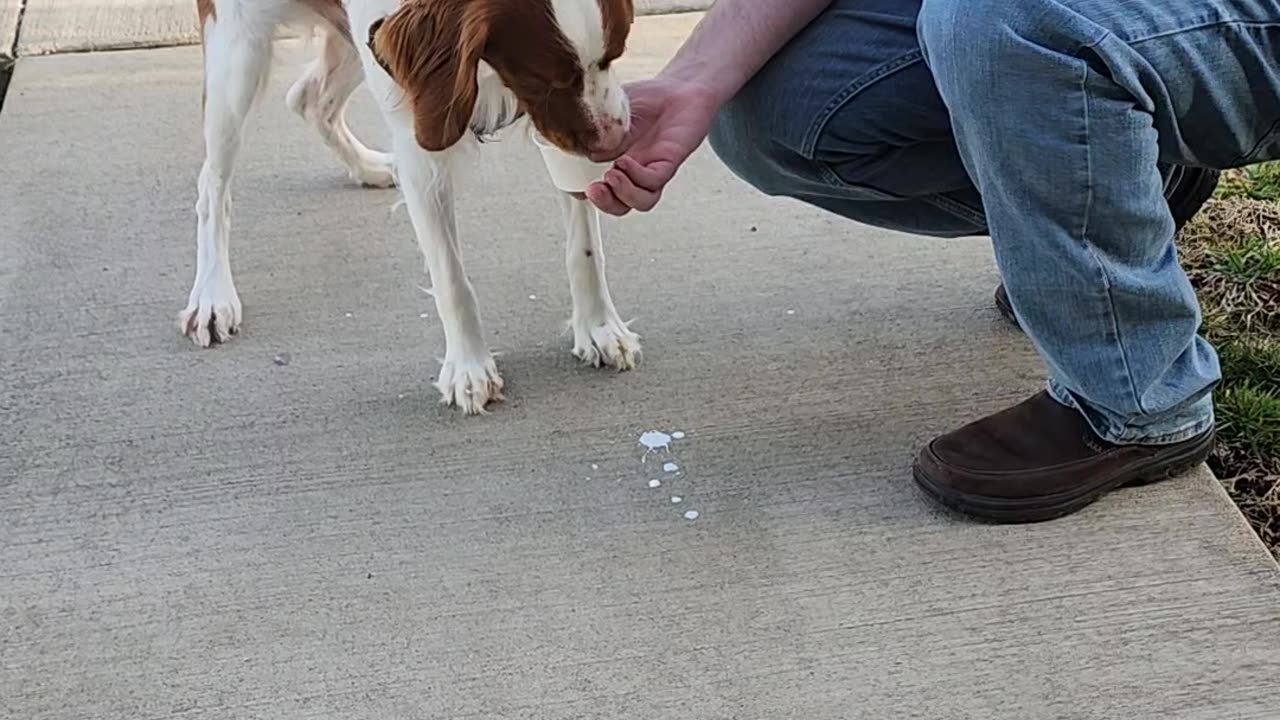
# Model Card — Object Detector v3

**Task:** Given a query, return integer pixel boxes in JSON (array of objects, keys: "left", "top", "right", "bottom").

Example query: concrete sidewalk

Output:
[{"left": 3, "top": 12, "right": 1280, "bottom": 720}]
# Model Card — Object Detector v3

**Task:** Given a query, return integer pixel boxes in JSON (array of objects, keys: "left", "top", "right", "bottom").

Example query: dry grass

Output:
[{"left": 1179, "top": 169, "right": 1280, "bottom": 560}]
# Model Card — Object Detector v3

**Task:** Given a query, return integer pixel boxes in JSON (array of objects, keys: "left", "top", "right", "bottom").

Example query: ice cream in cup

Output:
[{"left": 532, "top": 132, "right": 612, "bottom": 193}]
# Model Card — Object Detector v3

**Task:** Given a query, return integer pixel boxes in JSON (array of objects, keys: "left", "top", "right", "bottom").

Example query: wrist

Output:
[{"left": 657, "top": 60, "right": 734, "bottom": 114}]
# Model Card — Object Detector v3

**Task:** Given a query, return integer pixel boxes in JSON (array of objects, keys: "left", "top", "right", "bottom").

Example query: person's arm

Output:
[
  {"left": 661, "top": 0, "right": 833, "bottom": 108},
  {"left": 586, "top": 0, "right": 833, "bottom": 216}
]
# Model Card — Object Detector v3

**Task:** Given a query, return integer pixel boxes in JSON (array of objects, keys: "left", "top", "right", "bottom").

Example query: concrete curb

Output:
[{"left": 12, "top": 0, "right": 711, "bottom": 57}]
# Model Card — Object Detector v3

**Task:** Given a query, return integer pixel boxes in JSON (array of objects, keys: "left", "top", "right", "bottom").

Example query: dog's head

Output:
[{"left": 368, "top": 0, "right": 634, "bottom": 155}]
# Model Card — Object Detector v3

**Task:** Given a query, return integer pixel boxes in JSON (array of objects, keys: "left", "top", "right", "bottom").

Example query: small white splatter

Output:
[
  {"left": 397, "top": 393, "right": 405, "bottom": 400},
  {"left": 648, "top": 479, "right": 662, "bottom": 488},
  {"left": 663, "top": 462, "right": 679, "bottom": 473},
  {"left": 671, "top": 431, "right": 686, "bottom": 440},
  {"left": 528, "top": 294, "right": 538, "bottom": 300},
  {"left": 272, "top": 352, "right": 291, "bottom": 366},
  {"left": 419, "top": 312, "right": 429, "bottom": 319},
  {"left": 786, "top": 309, "right": 796, "bottom": 315},
  {"left": 345, "top": 312, "right": 354, "bottom": 318},
  {"left": 591, "top": 464, "right": 599, "bottom": 470},
  {"left": 671, "top": 496, "right": 683, "bottom": 504},
  {"left": 684, "top": 510, "right": 700, "bottom": 521},
  {"left": 639, "top": 431, "right": 672, "bottom": 452}
]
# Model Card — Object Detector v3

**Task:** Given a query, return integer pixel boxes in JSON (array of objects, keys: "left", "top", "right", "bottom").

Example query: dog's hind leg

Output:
[
  {"left": 180, "top": 1, "right": 274, "bottom": 347},
  {"left": 286, "top": 29, "right": 396, "bottom": 188}
]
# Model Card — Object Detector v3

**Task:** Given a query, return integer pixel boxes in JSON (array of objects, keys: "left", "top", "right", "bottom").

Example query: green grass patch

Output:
[
  {"left": 1214, "top": 382, "right": 1280, "bottom": 461},
  {"left": 1217, "top": 163, "right": 1280, "bottom": 202},
  {"left": 1215, "top": 336, "right": 1280, "bottom": 396},
  {"left": 1205, "top": 235, "right": 1280, "bottom": 281},
  {"left": 1180, "top": 165, "right": 1280, "bottom": 558}
]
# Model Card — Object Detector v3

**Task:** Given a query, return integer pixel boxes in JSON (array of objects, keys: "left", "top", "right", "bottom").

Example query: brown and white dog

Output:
[{"left": 182, "top": 0, "right": 640, "bottom": 414}]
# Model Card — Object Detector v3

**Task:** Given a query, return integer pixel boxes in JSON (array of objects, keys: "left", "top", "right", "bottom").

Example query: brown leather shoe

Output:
[{"left": 913, "top": 392, "right": 1215, "bottom": 522}]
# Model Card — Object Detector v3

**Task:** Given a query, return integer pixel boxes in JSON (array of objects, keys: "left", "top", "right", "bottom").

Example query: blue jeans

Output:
[{"left": 709, "top": 0, "right": 1280, "bottom": 444}]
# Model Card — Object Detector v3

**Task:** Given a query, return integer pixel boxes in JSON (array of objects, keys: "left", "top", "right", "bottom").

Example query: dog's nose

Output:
[{"left": 591, "top": 119, "right": 628, "bottom": 155}]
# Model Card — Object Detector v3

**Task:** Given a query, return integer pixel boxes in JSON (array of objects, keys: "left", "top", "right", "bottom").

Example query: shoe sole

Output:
[{"left": 912, "top": 428, "right": 1216, "bottom": 523}]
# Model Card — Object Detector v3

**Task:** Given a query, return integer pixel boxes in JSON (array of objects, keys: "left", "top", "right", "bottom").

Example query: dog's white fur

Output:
[{"left": 183, "top": 0, "right": 640, "bottom": 414}]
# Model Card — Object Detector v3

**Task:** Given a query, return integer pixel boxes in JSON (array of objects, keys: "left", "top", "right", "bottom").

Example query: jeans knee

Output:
[
  {"left": 707, "top": 98, "right": 793, "bottom": 198},
  {"left": 917, "top": 0, "right": 1000, "bottom": 83},
  {"left": 919, "top": 0, "right": 1091, "bottom": 92},
  {"left": 919, "top": 0, "right": 1057, "bottom": 95},
  {"left": 919, "top": 0, "right": 1023, "bottom": 45}
]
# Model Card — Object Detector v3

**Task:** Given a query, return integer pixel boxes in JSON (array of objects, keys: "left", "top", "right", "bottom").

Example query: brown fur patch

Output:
[
  {"left": 598, "top": 0, "right": 633, "bottom": 66},
  {"left": 368, "top": 0, "right": 490, "bottom": 151},
  {"left": 369, "top": 0, "right": 633, "bottom": 154},
  {"left": 195, "top": 0, "right": 215, "bottom": 24},
  {"left": 483, "top": 2, "right": 591, "bottom": 152}
]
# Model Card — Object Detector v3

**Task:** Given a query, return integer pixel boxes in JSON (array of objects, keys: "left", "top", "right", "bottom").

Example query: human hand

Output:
[{"left": 585, "top": 77, "right": 721, "bottom": 217}]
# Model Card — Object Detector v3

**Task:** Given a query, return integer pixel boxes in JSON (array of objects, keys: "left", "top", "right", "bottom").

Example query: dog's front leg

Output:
[
  {"left": 396, "top": 143, "right": 503, "bottom": 414},
  {"left": 559, "top": 193, "right": 641, "bottom": 370}
]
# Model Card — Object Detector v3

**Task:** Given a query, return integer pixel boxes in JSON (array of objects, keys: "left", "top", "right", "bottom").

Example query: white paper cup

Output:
[{"left": 532, "top": 133, "right": 611, "bottom": 192}]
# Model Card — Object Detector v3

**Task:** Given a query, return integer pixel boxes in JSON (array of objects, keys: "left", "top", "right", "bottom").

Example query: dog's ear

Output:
[
  {"left": 598, "top": 0, "right": 633, "bottom": 65},
  {"left": 368, "top": 1, "right": 488, "bottom": 152}
]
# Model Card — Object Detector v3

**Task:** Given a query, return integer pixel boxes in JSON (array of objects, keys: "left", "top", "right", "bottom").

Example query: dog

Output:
[{"left": 181, "top": 0, "right": 641, "bottom": 414}]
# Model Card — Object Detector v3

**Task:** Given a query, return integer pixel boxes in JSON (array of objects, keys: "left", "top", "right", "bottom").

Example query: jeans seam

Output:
[
  {"left": 1079, "top": 33, "right": 1147, "bottom": 415},
  {"left": 810, "top": 159, "right": 987, "bottom": 229},
  {"left": 923, "top": 193, "right": 986, "bottom": 227},
  {"left": 1128, "top": 20, "right": 1280, "bottom": 166},
  {"left": 1126, "top": 18, "right": 1280, "bottom": 45},
  {"left": 1049, "top": 380, "right": 1212, "bottom": 444},
  {"left": 1233, "top": 117, "right": 1280, "bottom": 166},
  {"left": 1115, "top": 416, "right": 1214, "bottom": 444},
  {"left": 800, "top": 50, "right": 924, "bottom": 157},
  {"left": 813, "top": 160, "right": 848, "bottom": 189}
]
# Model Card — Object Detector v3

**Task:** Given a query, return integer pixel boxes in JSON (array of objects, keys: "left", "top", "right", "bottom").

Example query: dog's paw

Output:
[
  {"left": 572, "top": 316, "right": 640, "bottom": 371},
  {"left": 435, "top": 355, "right": 505, "bottom": 415},
  {"left": 351, "top": 153, "right": 397, "bottom": 189},
  {"left": 178, "top": 278, "right": 242, "bottom": 347}
]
